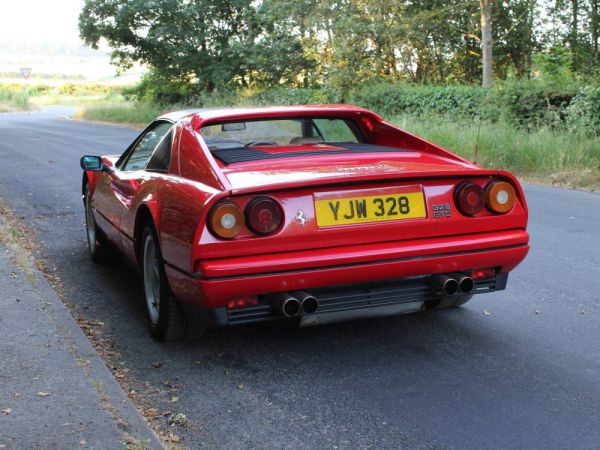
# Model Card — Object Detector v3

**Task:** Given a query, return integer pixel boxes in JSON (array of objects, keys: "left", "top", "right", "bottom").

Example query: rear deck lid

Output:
[{"left": 217, "top": 145, "right": 492, "bottom": 194}]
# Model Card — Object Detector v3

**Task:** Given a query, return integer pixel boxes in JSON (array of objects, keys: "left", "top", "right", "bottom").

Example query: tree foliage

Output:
[{"left": 80, "top": 0, "right": 600, "bottom": 91}]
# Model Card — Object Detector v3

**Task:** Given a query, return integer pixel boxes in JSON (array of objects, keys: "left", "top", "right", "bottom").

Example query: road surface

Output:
[{"left": 0, "top": 108, "right": 599, "bottom": 449}]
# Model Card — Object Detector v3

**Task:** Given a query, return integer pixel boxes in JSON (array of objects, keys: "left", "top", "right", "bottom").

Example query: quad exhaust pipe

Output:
[
  {"left": 291, "top": 291, "right": 319, "bottom": 314},
  {"left": 458, "top": 275, "right": 475, "bottom": 295},
  {"left": 269, "top": 275, "right": 473, "bottom": 318},
  {"left": 269, "top": 292, "right": 302, "bottom": 317},
  {"left": 431, "top": 274, "right": 474, "bottom": 296},
  {"left": 268, "top": 291, "right": 319, "bottom": 317}
]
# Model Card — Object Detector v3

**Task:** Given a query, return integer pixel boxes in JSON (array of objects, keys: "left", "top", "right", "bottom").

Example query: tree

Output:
[
  {"left": 540, "top": 0, "right": 600, "bottom": 76},
  {"left": 79, "top": 0, "right": 596, "bottom": 90},
  {"left": 493, "top": 0, "right": 537, "bottom": 79},
  {"left": 588, "top": 0, "right": 599, "bottom": 62},
  {"left": 480, "top": 0, "right": 493, "bottom": 88},
  {"left": 79, "top": 0, "right": 311, "bottom": 91}
]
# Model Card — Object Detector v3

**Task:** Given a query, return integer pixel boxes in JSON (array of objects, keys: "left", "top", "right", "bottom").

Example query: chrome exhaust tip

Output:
[
  {"left": 431, "top": 275, "right": 460, "bottom": 296},
  {"left": 459, "top": 276, "right": 475, "bottom": 294},
  {"left": 291, "top": 290, "right": 319, "bottom": 314},
  {"left": 268, "top": 293, "right": 301, "bottom": 317}
]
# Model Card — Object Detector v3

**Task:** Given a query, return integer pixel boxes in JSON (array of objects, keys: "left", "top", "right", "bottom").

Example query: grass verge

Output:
[
  {"left": 391, "top": 115, "right": 600, "bottom": 190},
  {"left": 76, "top": 102, "right": 168, "bottom": 127},
  {"left": 0, "top": 88, "right": 34, "bottom": 112}
]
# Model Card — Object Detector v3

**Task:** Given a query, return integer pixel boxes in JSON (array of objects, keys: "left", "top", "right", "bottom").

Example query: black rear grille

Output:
[
  {"left": 211, "top": 143, "right": 411, "bottom": 164},
  {"left": 228, "top": 276, "right": 431, "bottom": 325},
  {"left": 227, "top": 305, "right": 274, "bottom": 325},
  {"left": 474, "top": 272, "right": 508, "bottom": 293},
  {"left": 311, "top": 277, "right": 434, "bottom": 314}
]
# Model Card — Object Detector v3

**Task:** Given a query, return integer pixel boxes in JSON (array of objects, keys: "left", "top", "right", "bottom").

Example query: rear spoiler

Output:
[{"left": 230, "top": 168, "right": 501, "bottom": 196}]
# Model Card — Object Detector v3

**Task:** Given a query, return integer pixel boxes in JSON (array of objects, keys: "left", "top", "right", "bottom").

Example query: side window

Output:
[
  {"left": 123, "top": 122, "right": 173, "bottom": 171},
  {"left": 147, "top": 131, "right": 173, "bottom": 172}
]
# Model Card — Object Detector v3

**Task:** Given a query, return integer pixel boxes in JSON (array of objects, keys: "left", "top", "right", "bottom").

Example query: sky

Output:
[
  {"left": 0, "top": 0, "right": 87, "bottom": 46},
  {"left": 0, "top": 0, "right": 143, "bottom": 81}
]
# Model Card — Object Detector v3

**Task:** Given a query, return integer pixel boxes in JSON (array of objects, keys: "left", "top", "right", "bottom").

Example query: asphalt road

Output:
[{"left": 1, "top": 107, "right": 599, "bottom": 449}]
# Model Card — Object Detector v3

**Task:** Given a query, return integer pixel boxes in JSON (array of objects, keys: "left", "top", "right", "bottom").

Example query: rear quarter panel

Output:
[{"left": 118, "top": 121, "right": 226, "bottom": 272}]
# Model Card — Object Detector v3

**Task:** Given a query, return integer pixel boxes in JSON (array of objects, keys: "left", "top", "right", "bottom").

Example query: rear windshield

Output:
[{"left": 200, "top": 117, "right": 362, "bottom": 150}]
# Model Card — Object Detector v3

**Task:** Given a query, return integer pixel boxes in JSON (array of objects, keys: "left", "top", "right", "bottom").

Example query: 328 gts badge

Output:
[{"left": 432, "top": 203, "right": 452, "bottom": 218}]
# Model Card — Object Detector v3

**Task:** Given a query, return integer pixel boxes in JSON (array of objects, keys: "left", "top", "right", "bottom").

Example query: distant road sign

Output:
[{"left": 20, "top": 68, "right": 32, "bottom": 79}]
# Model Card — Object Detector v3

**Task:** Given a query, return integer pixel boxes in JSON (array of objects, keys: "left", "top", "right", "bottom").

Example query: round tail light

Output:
[
  {"left": 454, "top": 182, "right": 485, "bottom": 216},
  {"left": 486, "top": 181, "right": 516, "bottom": 213},
  {"left": 245, "top": 197, "right": 283, "bottom": 235},
  {"left": 209, "top": 201, "right": 244, "bottom": 239}
]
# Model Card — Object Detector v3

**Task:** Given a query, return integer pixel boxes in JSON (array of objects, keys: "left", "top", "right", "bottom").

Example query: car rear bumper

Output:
[
  {"left": 166, "top": 229, "right": 529, "bottom": 311},
  {"left": 181, "top": 272, "right": 509, "bottom": 328}
]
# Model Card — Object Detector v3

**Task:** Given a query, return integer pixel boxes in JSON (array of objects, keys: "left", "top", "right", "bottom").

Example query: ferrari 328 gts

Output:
[{"left": 80, "top": 105, "right": 529, "bottom": 341}]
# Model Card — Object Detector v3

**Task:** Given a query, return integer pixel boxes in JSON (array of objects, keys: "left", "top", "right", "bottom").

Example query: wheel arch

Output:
[
  {"left": 81, "top": 173, "right": 88, "bottom": 198},
  {"left": 82, "top": 171, "right": 101, "bottom": 201},
  {"left": 133, "top": 203, "right": 161, "bottom": 265}
]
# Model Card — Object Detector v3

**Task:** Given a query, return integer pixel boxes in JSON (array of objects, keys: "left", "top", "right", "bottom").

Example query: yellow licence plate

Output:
[{"left": 314, "top": 190, "right": 426, "bottom": 227}]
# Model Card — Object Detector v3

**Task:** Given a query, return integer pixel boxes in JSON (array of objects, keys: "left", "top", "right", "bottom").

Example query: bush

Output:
[
  {"left": 27, "top": 84, "right": 52, "bottom": 95},
  {"left": 80, "top": 80, "right": 598, "bottom": 136},
  {"left": 247, "top": 87, "right": 341, "bottom": 105},
  {"left": 126, "top": 77, "right": 344, "bottom": 107},
  {"left": 350, "top": 83, "right": 500, "bottom": 121},
  {"left": 58, "top": 83, "right": 77, "bottom": 95},
  {"left": 124, "top": 74, "right": 197, "bottom": 104},
  {"left": 351, "top": 81, "right": 588, "bottom": 130},
  {"left": 112, "top": 76, "right": 593, "bottom": 133},
  {"left": 78, "top": 102, "right": 167, "bottom": 125},
  {"left": 565, "top": 88, "right": 600, "bottom": 135},
  {"left": 499, "top": 82, "right": 577, "bottom": 129},
  {"left": 0, "top": 85, "right": 32, "bottom": 111}
]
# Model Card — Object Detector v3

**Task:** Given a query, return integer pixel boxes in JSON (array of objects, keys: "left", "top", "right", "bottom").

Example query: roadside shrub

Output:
[
  {"left": 350, "top": 83, "right": 500, "bottom": 121},
  {"left": 565, "top": 88, "right": 600, "bottom": 135},
  {"left": 58, "top": 83, "right": 78, "bottom": 95},
  {"left": 78, "top": 102, "right": 167, "bottom": 124},
  {"left": 27, "top": 84, "right": 52, "bottom": 95},
  {"left": 188, "top": 89, "right": 241, "bottom": 107},
  {"left": 247, "top": 87, "right": 341, "bottom": 105},
  {"left": 125, "top": 74, "right": 197, "bottom": 104},
  {"left": 80, "top": 80, "right": 598, "bottom": 139},
  {"left": 131, "top": 85, "right": 344, "bottom": 108},
  {"left": 352, "top": 81, "right": 586, "bottom": 129},
  {"left": 499, "top": 82, "right": 577, "bottom": 129},
  {"left": 0, "top": 85, "right": 32, "bottom": 111}
]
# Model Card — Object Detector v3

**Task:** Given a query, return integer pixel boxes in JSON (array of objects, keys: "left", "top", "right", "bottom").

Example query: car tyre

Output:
[
  {"left": 85, "top": 183, "right": 111, "bottom": 263},
  {"left": 140, "top": 225, "right": 203, "bottom": 341}
]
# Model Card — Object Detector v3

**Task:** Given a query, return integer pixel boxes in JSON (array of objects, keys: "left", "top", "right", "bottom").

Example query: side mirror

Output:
[{"left": 80, "top": 155, "right": 104, "bottom": 172}]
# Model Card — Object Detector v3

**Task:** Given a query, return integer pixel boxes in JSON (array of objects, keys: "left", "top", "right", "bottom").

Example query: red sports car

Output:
[{"left": 81, "top": 105, "right": 529, "bottom": 341}]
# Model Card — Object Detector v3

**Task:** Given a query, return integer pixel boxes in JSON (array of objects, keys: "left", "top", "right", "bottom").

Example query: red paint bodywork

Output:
[{"left": 84, "top": 105, "right": 529, "bottom": 311}]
